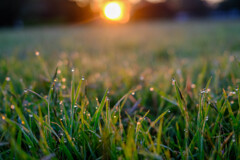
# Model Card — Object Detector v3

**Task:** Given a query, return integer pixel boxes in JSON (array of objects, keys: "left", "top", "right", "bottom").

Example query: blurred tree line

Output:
[
  {"left": 218, "top": 0, "right": 240, "bottom": 10},
  {"left": 131, "top": 0, "right": 210, "bottom": 20},
  {"left": 0, "top": 0, "right": 94, "bottom": 26},
  {"left": 0, "top": 0, "right": 239, "bottom": 26}
]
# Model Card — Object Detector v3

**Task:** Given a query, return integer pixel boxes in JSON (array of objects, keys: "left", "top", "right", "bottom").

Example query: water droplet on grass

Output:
[
  {"left": 205, "top": 116, "right": 208, "bottom": 121},
  {"left": 11, "top": 105, "right": 15, "bottom": 110},
  {"left": 172, "top": 79, "right": 176, "bottom": 86},
  {"left": 35, "top": 51, "right": 39, "bottom": 56},
  {"left": 149, "top": 87, "right": 154, "bottom": 92},
  {"left": 232, "top": 134, "right": 236, "bottom": 142},
  {"left": 191, "top": 84, "right": 196, "bottom": 89},
  {"left": 57, "top": 69, "right": 61, "bottom": 74},
  {"left": 140, "top": 76, "right": 144, "bottom": 81},
  {"left": 5, "top": 77, "right": 11, "bottom": 81},
  {"left": 62, "top": 78, "right": 66, "bottom": 82}
]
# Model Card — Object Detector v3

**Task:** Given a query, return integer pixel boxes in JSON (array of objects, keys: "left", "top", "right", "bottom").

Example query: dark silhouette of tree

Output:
[
  {"left": 173, "top": 0, "right": 210, "bottom": 16},
  {"left": 218, "top": 0, "right": 240, "bottom": 10},
  {"left": 131, "top": 1, "right": 176, "bottom": 21},
  {"left": 0, "top": 0, "right": 95, "bottom": 27},
  {"left": 21, "top": 0, "right": 94, "bottom": 24},
  {"left": 0, "top": 0, "right": 22, "bottom": 26}
]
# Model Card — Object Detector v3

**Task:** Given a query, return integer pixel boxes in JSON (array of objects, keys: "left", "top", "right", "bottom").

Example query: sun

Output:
[{"left": 103, "top": 2, "right": 123, "bottom": 21}]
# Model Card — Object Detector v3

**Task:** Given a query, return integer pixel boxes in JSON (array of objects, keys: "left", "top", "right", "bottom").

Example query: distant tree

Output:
[
  {"left": 131, "top": 1, "right": 176, "bottom": 21},
  {"left": 175, "top": 0, "right": 210, "bottom": 17},
  {"left": 0, "top": 0, "right": 95, "bottom": 27},
  {"left": 218, "top": 0, "right": 240, "bottom": 10},
  {"left": 0, "top": 0, "right": 22, "bottom": 26},
  {"left": 21, "top": 0, "right": 94, "bottom": 24}
]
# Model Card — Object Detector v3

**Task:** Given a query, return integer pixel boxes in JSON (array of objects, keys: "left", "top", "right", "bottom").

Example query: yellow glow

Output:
[{"left": 104, "top": 2, "right": 123, "bottom": 21}]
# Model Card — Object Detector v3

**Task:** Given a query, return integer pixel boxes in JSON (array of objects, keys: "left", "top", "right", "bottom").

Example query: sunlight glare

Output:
[{"left": 104, "top": 2, "right": 123, "bottom": 21}]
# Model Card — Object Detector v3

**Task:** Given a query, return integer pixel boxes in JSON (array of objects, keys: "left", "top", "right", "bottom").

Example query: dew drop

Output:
[
  {"left": 149, "top": 87, "right": 154, "bottom": 92},
  {"left": 62, "top": 85, "right": 66, "bottom": 89},
  {"left": 62, "top": 78, "right": 66, "bottom": 82},
  {"left": 5, "top": 77, "right": 11, "bottom": 81},
  {"left": 57, "top": 69, "right": 61, "bottom": 74},
  {"left": 232, "top": 134, "right": 236, "bottom": 143},
  {"left": 11, "top": 105, "right": 15, "bottom": 110},
  {"left": 35, "top": 51, "right": 39, "bottom": 56},
  {"left": 191, "top": 84, "right": 196, "bottom": 89},
  {"left": 205, "top": 116, "right": 208, "bottom": 121},
  {"left": 172, "top": 79, "right": 176, "bottom": 86}
]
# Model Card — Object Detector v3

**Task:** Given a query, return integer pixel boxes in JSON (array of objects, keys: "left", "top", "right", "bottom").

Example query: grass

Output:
[{"left": 0, "top": 20, "right": 240, "bottom": 159}]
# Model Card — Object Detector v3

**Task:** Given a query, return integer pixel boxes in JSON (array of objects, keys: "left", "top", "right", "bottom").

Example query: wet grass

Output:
[{"left": 0, "top": 20, "right": 240, "bottom": 159}]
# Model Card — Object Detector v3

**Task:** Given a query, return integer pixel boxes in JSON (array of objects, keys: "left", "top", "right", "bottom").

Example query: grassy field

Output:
[{"left": 0, "top": 20, "right": 240, "bottom": 159}]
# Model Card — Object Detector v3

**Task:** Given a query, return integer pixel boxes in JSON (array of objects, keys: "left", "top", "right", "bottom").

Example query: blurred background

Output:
[{"left": 0, "top": 0, "right": 240, "bottom": 27}]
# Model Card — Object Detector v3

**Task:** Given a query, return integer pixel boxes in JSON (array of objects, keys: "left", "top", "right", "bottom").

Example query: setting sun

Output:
[
  {"left": 102, "top": 1, "right": 130, "bottom": 23},
  {"left": 104, "top": 2, "right": 123, "bottom": 21}
]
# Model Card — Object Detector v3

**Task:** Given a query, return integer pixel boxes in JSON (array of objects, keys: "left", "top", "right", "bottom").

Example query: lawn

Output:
[{"left": 0, "top": 20, "right": 240, "bottom": 159}]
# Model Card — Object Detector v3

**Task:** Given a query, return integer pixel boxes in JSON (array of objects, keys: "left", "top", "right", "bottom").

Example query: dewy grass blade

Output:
[{"left": 92, "top": 89, "right": 108, "bottom": 129}]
